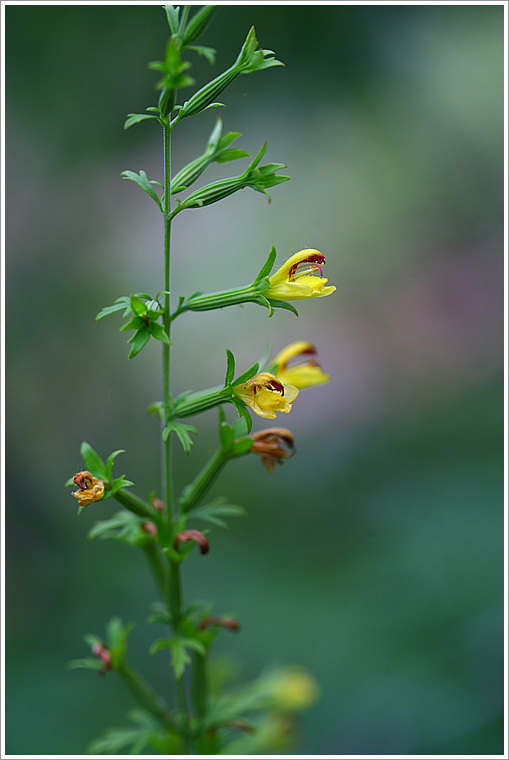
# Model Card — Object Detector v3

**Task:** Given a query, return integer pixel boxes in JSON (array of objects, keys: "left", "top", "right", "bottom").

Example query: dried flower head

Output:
[
  {"left": 72, "top": 471, "right": 105, "bottom": 507},
  {"left": 250, "top": 428, "right": 295, "bottom": 472}
]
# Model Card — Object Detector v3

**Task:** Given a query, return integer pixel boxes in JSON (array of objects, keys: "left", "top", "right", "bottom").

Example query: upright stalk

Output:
[
  {"left": 163, "top": 124, "right": 173, "bottom": 525},
  {"left": 163, "top": 119, "right": 193, "bottom": 743}
]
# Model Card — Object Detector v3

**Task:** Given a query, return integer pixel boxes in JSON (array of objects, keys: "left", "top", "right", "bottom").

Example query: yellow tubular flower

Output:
[
  {"left": 233, "top": 372, "right": 299, "bottom": 419},
  {"left": 273, "top": 340, "right": 330, "bottom": 389},
  {"left": 72, "top": 470, "right": 105, "bottom": 507},
  {"left": 265, "top": 249, "right": 336, "bottom": 301}
]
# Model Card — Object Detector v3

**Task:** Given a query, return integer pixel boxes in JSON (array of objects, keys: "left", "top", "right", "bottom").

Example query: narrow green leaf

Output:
[
  {"left": 128, "top": 328, "right": 150, "bottom": 359},
  {"left": 121, "top": 170, "right": 162, "bottom": 211},
  {"left": 109, "top": 476, "right": 135, "bottom": 496},
  {"left": 232, "top": 399, "right": 253, "bottom": 434},
  {"left": 253, "top": 245, "right": 277, "bottom": 283},
  {"left": 268, "top": 298, "right": 299, "bottom": 317},
  {"left": 215, "top": 147, "right": 251, "bottom": 163},
  {"left": 105, "top": 449, "right": 125, "bottom": 481},
  {"left": 232, "top": 362, "right": 259, "bottom": 387},
  {"left": 224, "top": 348, "right": 235, "bottom": 386},
  {"left": 162, "top": 421, "right": 198, "bottom": 454},
  {"left": 183, "top": 637, "right": 207, "bottom": 656},
  {"left": 124, "top": 113, "right": 160, "bottom": 130},
  {"left": 130, "top": 294, "right": 148, "bottom": 316},
  {"left": 191, "top": 498, "right": 247, "bottom": 529},
  {"left": 80, "top": 442, "right": 107, "bottom": 480},
  {"left": 149, "top": 321, "right": 171, "bottom": 345},
  {"left": 232, "top": 415, "right": 249, "bottom": 439},
  {"left": 149, "top": 638, "right": 173, "bottom": 656},
  {"left": 67, "top": 658, "right": 104, "bottom": 671},
  {"left": 120, "top": 315, "right": 145, "bottom": 332},
  {"left": 186, "top": 44, "right": 216, "bottom": 65},
  {"left": 232, "top": 438, "right": 254, "bottom": 456},
  {"left": 95, "top": 300, "right": 130, "bottom": 321},
  {"left": 163, "top": 4, "right": 180, "bottom": 34},
  {"left": 256, "top": 294, "right": 275, "bottom": 317}
]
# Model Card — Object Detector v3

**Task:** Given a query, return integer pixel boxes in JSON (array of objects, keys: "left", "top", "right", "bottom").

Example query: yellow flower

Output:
[
  {"left": 249, "top": 427, "right": 295, "bottom": 472},
  {"left": 273, "top": 340, "right": 330, "bottom": 389},
  {"left": 265, "top": 249, "right": 336, "bottom": 301},
  {"left": 72, "top": 470, "right": 105, "bottom": 507},
  {"left": 232, "top": 372, "right": 298, "bottom": 419},
  {"left": 269, "top": 668, "right": 320, "bottom": 711}
]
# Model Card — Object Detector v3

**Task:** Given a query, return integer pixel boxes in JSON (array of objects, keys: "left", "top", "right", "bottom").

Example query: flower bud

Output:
[
  {"left": 198, "top": 615, "right": 240, "bottom": 631},
  {"left": 174, "top": 529, "right": 209, "bottom": 554},
  {"left": 92, "top": 642, "right": 112, "bottom": 674},
  {"left": 158, "top": 87, "right": 176, "bottom": 117}
]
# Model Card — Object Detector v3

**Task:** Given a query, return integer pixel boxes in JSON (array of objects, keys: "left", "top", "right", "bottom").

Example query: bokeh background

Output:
[{"left": 5, "top": 3, "right": 505, "bottom": 756}]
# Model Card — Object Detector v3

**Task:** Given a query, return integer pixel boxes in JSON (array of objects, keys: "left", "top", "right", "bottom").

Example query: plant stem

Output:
[
  {"left": 173, "top": 387, "right": 233, "bottom": 419},
  {"left": 162, "top": 118, "right": 193, "bottom": 744},
  {"left": 163, "top": 123, "right": 173, "bottom": 526},
  {"left": 117, "top": 661, "right": 168, "bottom": 723},
  {"left": 179, "top": 447, "right": 230, "bottom": 513},
  {"left": 113, "top": 488, "right": 152, "bottom": 517},
  {"left": 142, "top": 542, "right": 167, "bottom": 599}
]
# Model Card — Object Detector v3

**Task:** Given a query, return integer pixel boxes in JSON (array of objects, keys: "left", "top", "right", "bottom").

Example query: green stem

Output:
[
  {"left": 168, "top": 558, "right": 182, "bottom": 624},
  {"left": 163, "top": 124, "right": 173, "bottom": 525},
  {"left": 117, "top": 661, "right": 168, "bottom": 723},
  {"left": 174, "top": 386, "right": 233, "bottom": 419},
  {"left": 112, "top": 488, "right": 152, "bottom": 517},
  {"left": 179, "top": 446, "right": 230, "bottom": 513},
  {"left": 193, "top": 651, "right": 207, "bottom": 721},
  {"left": 142, "top": 542, "right": 167, "bottom": 599},
  {"left": 181, "top": 283, "right": 265, "bottom": 312},
  {"left": 162, "top": 116, "right": 193, "bottom": 743}
]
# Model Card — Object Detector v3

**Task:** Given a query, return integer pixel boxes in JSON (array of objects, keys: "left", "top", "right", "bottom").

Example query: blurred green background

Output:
[{"left": 5, "top": 3, "right": 505, "bottom": 755}]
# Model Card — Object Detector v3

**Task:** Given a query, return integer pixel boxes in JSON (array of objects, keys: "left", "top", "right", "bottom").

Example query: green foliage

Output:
[
  {"left": 150, "top": 635, "right": 206, "bottom": 680},
  {"left": 88, "top": 511, "right": 153, "bottom": 547},
  {"left": 124, "top": 111, "right": 163, "bottom": 130},
  {"left": 66, "top": 657, "right": 104, "bottom": 673},
  {"left": 106, "top": 617, "right": 135, "bottom": 669},
  {"left": 121, "top": 169, "right": 163, "bottom": 210},
  {"left": 172, "top": 142, "right": 290, "bottom": 213},
  {"left": 175, "top": 26, "right": 283, "bottom": 122},
  {"left": 175, "top": 248, "right": 299, "bottom": 318},
  {"left": 96, "top": 293, "right": 170, "bottom": 359},
  {"left": 162, "top": 420, "right": 198, "bottom": 454},
  {"left": 73, "top": 442, "right": 133, "bottom": 500},
  {"left": 182, "top": 6, "right": 218, "bottom": 46},
  {"left": 171, "top": 117, "right": 250, "bottom": 194},
  {"left": 88, "top": 709, "right": 180, "bottom": 755},
  {"left": 189, "top": 498, "right": 247, "bottom": 529},
  {"left": 254, "top": 245, "right": 277, "bottom": 283},
  {"left": 67, "top": 617, "right": 134, "bottom": 674}
]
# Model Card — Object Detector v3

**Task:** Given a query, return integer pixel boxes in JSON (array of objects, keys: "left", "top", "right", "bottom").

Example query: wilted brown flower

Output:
[
  {"left": 249, "top": 428, "right": 295, "bottom": 473},
  {"left": 72, "top": 471, "right": 105, "bottom": 507}
]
